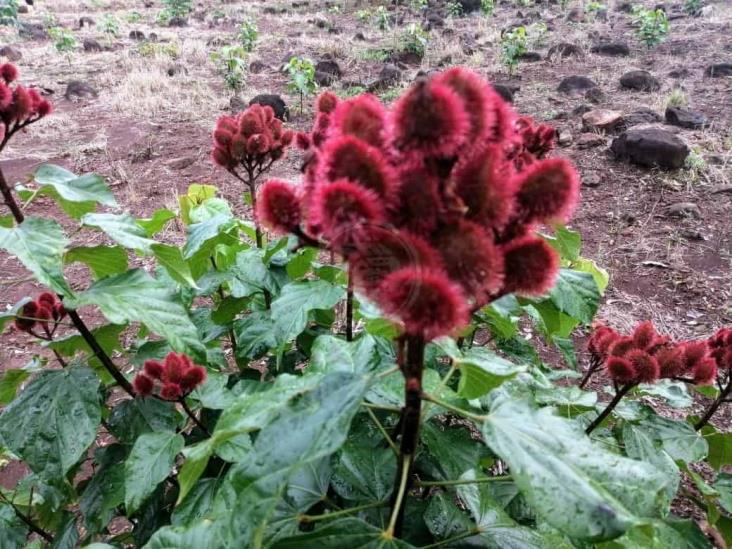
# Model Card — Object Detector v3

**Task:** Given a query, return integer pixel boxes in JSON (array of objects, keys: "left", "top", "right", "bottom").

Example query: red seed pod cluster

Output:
[
  {"left": 211, "top": 103, "right": 294, "bottom": 172},
  {"left": 0, "top": 64, "right": 52, "bottom": 146},
  {"left": 13, "top": 292, "right": 66, "bottom": 336},
  {"left": 133, "top": 352, "right": 207, "bottom": 400},
  {"left": 257, "top": 67, "right": 580, "bottom": 341},
  {"left": 709, "top": 328, "right": 732, "bottom": 371},
  {"left": 588, "top": 321, "right": 717, "bottom": 386}
]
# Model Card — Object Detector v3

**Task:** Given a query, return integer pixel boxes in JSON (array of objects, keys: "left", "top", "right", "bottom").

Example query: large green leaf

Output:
[
  {"left": 125, "top": 431, "right": 184, "bottom": 514},
  {"left": 310, "top": 334, "right": 391, "bottom": 375},
  {"left": 80, "top": 444, "right": 127, "bottom": 535},
  {"left": 0, "top": 366, "right": 100, "bottom": 480},
  {"left": 331, "top": 440, "right": 395, "bottom": 502},
  {"left": 81, "top": 212, "right": 155, "bottom": 254},
  {"left": 137, "top": 208, "right": 176, "bottom": 236},
  {"left": 64, "top": 245, "right": 128, "bottom": 280},
  {"left": 424, "top": 492, "right": 475, "bottom": 540},
  {"left": 548, "top": 269, "right": 601, "bottom": 324},
  {"left": 107, "top": 398, "right": 181, "bottom": 444},
  {"left": 32, "top": 164, "right": 116, "bottom": 218},
  {"left": 0, "top": 216, "right": 72, "bottom": 295},
  {"left": 481, "top": 398, "right": 673, "bottom": 541},
  {"left": 419, "top": 422, "right": 491, "bottom": 481},
  {"left": 456, "top": 348, "right": 525, "bottom": 399},
  {"left": 0, "top": 369, "right": 30, "bottom": 405},
  {"left": 0, "top": 503, "right": 27, "bottom": 548},
  {"left": 183, "top": 213, "right": 235, "bottom": 259},
  {"left": 233, "top": 311, "right": 278, "bottom": 362},
  {"left": 66, "top": 269, "right": 206, "bottom": 360},
  {"left": 172, "top": 478, "right": 220, "bottom": 527},
  {"left": 597, "top": 520, "right": 712, "bottom": 549},
  {"left": 271, "top": 280, "right": 346, "bottom": 342},
  {"left": 702, "top": 426, "right": 732, "bottom": 471},
  {"left": 637, "top": 415, "right": 708, "bottom": 463},
  {"left": 177, "top": 441, "right": 213, "bottom": 505},
  {"left": 622, "top": 423, "right": 679, "bottom": 503},
  {"left": 151, "top": 243, "right": 198, "bottom": 288}
]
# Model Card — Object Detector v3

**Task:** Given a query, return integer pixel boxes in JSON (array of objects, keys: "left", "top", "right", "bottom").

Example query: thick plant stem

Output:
[
  {"left": 0, "top": 168, "right": 24, "bottom": 223},
  {"left": 387, "top": 335, "right": 425, "bottom": 539},
  {"left": 180, "top": 398, "right": 211, "bottom": 437},
  {"left": 585, "top": 383, "right": 635, "bottom": 435},
  {"left": 0, "top": 493, "right": 53, "bottom": 542},
  {"left": 346, "top": 279, "right": 354, "bottom": 342},
  {"left": 579, "top": 357, "right": 600, "bottom": 389},
  {"left": 695, "top": 377, "right": 732, "bottom": 431}
]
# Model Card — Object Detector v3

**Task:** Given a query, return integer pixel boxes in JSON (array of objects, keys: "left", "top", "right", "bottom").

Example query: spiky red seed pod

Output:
[
  {"left": 0, "top": 63, "right": 18, "bottom": 83},
  {"left": 211, "top": 146, "right": 234, "bottom": 169},
  {"left": 487, "top": 88, "right": 515, "bottom": 143},
  {"left": 433, "top": 220, "right": 504, "bottom": 302},
  {"left": 256, "top": 180, "right": 302, "bottom": 234},
  {"left": 0, "top": 83, "right": 12, "bottom": 110},
  {"left": 160, "top": 383, "right": 183, "bottom": 401},
  {"left": 513, "top": 158, "right": 580, "bottom": 224},
  {"left": 144, "top": 360, "right": 165, "bottom": 380},
  {"left": 320, "top": 135, "right": 394, "bottom": 198},
  {"left": 281, "top": 129, "right": 294, "bottom": 146},
  {"left": 710, "top": 328, "right": 732, "bottom": 349},
  {"left": 693, "top": 358, "right": 717, "bottom": 385},
  {"left": 588, "top": 326, "right": 616, "bottom": 357},
  {"left": 712, "top": 349, "right": 732, "bottom": 370},
  {"left": 606, "top": 356, "right": 636, "bottom": 384},
  {"left": 216, "top": 115, "right": 238, "bottom": 134},
  {"left": 332, "top": 94, "right": 387, "bottom": 148},
  {"left": 376, "top": 267, "right": 469, "bottom": 340},
  {"left": 350, "top": 227, "right": 443, "bottom": 290},
  {"left": 656, "top": 346, "right": 685, "bottom": 378},
  {"left": 452, "top": 144, "right": 515, "bottom": 230},
  {"left": 595, "top": 331, "right": 621, "bottom": 357},
  {"left": 626, "top": 349, "right": 660, "bottom": 383},
  {"left": 632, "top": 321, "right": 659, "bottom": 350},
  {"left": 163, "top": 353, "right": 186, "bottom": 384},
  {"left": 392, "top": 79, "right": 469, "bottom": 157},
  {"left": 389, "top": 163, "right": 442, "bottom": 234},
  {"left": 12, "top": 86, "right": 32, "bottom": 121},
  {"left": 501, "top": 236, "right": 559, "bottom": 296},
  {"left": 310, "top": 179, "right": 383, "bottom": 248},
  {"left": 608, "top": 336, "right": 636, "bottom": 358},
  {"left": 261, "top": 104, "right": 275, "bottom": 123},
  {"left": 238, "top": 111, "right": 264, "bottom": 137},
  {"left": 213, "top": 128, "right": 233, "bottom": 148},
  {"left": 317, "top": 91, "right": 339, "bottom": 114},
  {"left": 681, "top": 341, "right": 709, "bottom": 372},
  {"left": 37, "top": 99, "right": 52, "bottom": 117},
  {"left": 133, "top": 374, "right": 155, "bottom": 397},
  {"left": 246, "top": 134, "right": 270, "bottom": 156},
  {"left": 14, "top": 301, "right": 38, "bottom": 332},
  {"left": 36, "top": 305, "right": 52, "bottom": 324},
  {"left": 37, "top": 292, "right": 56, "bottom": 309},
  {"left": 434, "top": 67, "right": 496, "bottom": 143},
  {"left": 181, "top": 366, "right": 207, "bottom": 392}
]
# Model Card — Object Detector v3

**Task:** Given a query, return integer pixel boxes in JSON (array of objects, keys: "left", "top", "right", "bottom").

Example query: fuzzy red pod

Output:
[
  {"left": 606, "top": 356, "right": 636, "bottom": 384},
  {"left": 36, "top": 99, "right": 52, "bottom": 118},
  {"left": 143, "top": 360, "right": 165, "bottom": 380},
  {"left": 212, "top": 146, "right": 234, "bottom": 169},
  {"left": 434, "top": 67, "right": 496, "bottom": 143},
  {"left": 632, "top": 321, "right": 660, "bottom": 351},
  {"left": 239, "top": 110, "right": 265, "bottom": 137},
  {"left": 280, "top": 129, "right": 294, "bottom": 146},
  {"left": 213, "top": 128, "right": 234, "bottom": 148},
  {"left": 376, "top": 267, "right": 469, "bottom": 340},
  {"left": 0, "top": 83, "right": 12, "bottom": 111},
  {"left": 270, "top": 118, "right": 284, "bottom": 140},
  {"left": 160, "top": 383, "right": 183, "bottom": 401},
  {"left": 433, "top": 220, "right": 505, "bottom": 302},
  {"left": 0, "top": 64, "right": 18, "bottom": 84},
  {"left": 392, "top": 78, "right": 469, "bottom": 158},
  {"left": 133, "top": 374, "right": 155, "bottom": 397},
  {"left": 53, "top": 302, "right": 66, "bottom": 321},
  {"left": 595, "top": 330, "right": 621, "bottom": 358},
  {"left": 12, "top": 86, "right": 32, "bottom": 122},
  {"left": 588, "top": 326, "right": 618, "bottom": 357},
  {"left": 320, "top": 135, "right": 395, "bottom": 198},
  {"left": 331, "top": 94, "right": 387, "bottom": 148},
  {"left": 37, "top": 292, "right": 57, "bottom": 309},
  {"left": 36, "top": 305, "right": 52, "bottom": 328},
  {"left": 626, "top": 349, "right": 660, "bottom": 384},
  {"left": 181, "top": 366, "right": 207, "bottom": 392},
  {"left": 515, "top": 116, "right": 556, "bottom": 160},
  {"left": 681, "top": 341, "right": 710, "bottom": 372},
  {"left": 655, "top": 346, "right": 685, "bottom": 378},
  {"left": 14, "top": 301, "right": 38, "bottom": 332},
  {"left": 451, "top": 144, "right": 516, "bottom": 230},
  {"left": 246, "top": 134, "right": 271, "bottom": 156},
  {"left": 256, "top": 180, "right": 302, "bottom": 234},
  {"left": 350, "top": 227, "right": 443, "bottom": 291},
  {"left": 710, "top": 328, "right": 732, "bottom": 348},
  {"left": 712, "top": 349, "right": 732, "bottom": 371},
  {"left": 389, "top": 163, "right": 442, "bottom": 235},
  {"left": 316, "top": 91, "right": 339, "bottom": 114},
  {"left": 512, "top": 158, "right": 580, "bottom": 224},
  {"left": 163, "top": 353, "right": 186, "bottom": 384},
  {"left": 295, "top": 131, "right": 311, "bottom": 150},
  {"left": 693, "top": 357, "right": 717, "bottom": 386},
  {"left": 608, "top": 336, "right": 636, "bottom": 359},
  {"left": 486, "top": 88, "right": 515, "bottom": 143},
  {"left": 501, "top": 236, "right": 559, "bottom": 297}
]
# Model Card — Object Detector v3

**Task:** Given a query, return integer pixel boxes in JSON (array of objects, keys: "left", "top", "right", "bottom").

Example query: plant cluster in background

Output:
[{"left": 631, "top": 5, "right": 670, "bottom": 47}]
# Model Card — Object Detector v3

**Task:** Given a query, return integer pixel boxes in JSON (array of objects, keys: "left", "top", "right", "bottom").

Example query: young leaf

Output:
[
  {"left": 32, "top": 164, "right": 116, "bottom": 207},
  {"left": 107, "top": 398, "right": 181, "bottom": 444},
  {"left": 548, "top": 268, "right": 601, "bottom": 325},
  {"left": 330, "top": 440, "right": 396, "bottom": 502},
  {"left": 81, "top": 212, "right": 156, "bottom": 254},
  {"left": 151, "top": 243, "right": 198, "bottom": 288},
  {"left": 177, "top": 440, "right": 213, "bottom": 505},
  {"left": 137, "top": 208, "right": 176, "bottom": 236},
  {"left": 636, "top": 415, "right": 708, "bottom": 463},
  {"left": 65, "top": 245, "right": 129, "bottom": 280},
  {"left": 271, "top": 280, "right": 346, "bottom": 343},
  {"left": 455, "top": 348, "right": 525, "bottom": 399},
  {"left": 233, "top": 311, "right": 278, "bottom": 362},
  {"left": 0, "top": 369, "right": 30, "bottom": 405}
]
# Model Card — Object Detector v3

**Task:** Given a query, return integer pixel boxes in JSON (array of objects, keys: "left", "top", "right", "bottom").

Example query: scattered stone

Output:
[
  {"left": 585, "top": 87, "right": 605, "bottom": 104},
  {"left": 611, "top": 127, "right": 689, "bottom": 169},
  {"left": 591, "top": 42, "right": 630, "bottom": 56},
  {"left": 314, "top": 59, "right": 341, "bottom": 86},
  {"left": 668, "top": 68, "right": 690, "bottom": 79},
  {"left": 616, "top": 1, "right": 634, "bottom": 11},
  {"left": 17, "top": 4, "right": 27, "bottom": 14},
  {"left": 457, "top": 0, "right": 482, "bottom": 13},
  {"left": 572, "top": 104, "right": 593, "bottom": 116},
  {"left": 64, "top": 81, "right": 98, "bottom": 100},
  {"left": 83, "top": 39, "right": 103, "bottom": 52},
  {"left": 557, "top": 75, "right": 598, "bottom": 96},
  {"left": 664, "top": 106, "right": 709, "bottom": 129},
  {"left": 354, "top": 32, "right": 366, "bottom": 41},
  {"left": 547, "top": 43, "right": 582, "bottom": 58},
  {"left": 423, "top": 9, "right": 444, "bottom": 30},
  {"left": 207, "top": 37, "right": 228, "bottom": 47},
  {"left": 623, "top": 108, "right": 662, "bottom": 127},
  {"left": 249, "top": 61, "right": 268, "bottom": 74},
  {"left": 582, "top": 109, "right": 623, "bottom": 132},
  {"left": 249, "top": 94, "right": 288, "bottom": 121},
  {"left": 492, "top": 82, "right": 519, "bottom": 103},
  {"left": 149, "top": 33, "right": 159, "bottom": 42},
  {"left": 519, "top": 51, "right": 542, "bottom": 62},
  {"left": 667, "top": 202, "right": 701, "bottom": 218},
  {"left": 620, "top": 70, "right": 661, "bottom": 91},
  {"left": 18, "top": 23, "right": 48, "bottom": 41},
  {"left": 167, "top": 156, "right": 196, "bottom": 170},
  {"left": 79, "top": 16, "right": 95, "bottom": 28},
  {"left": 229, "top": 96, "right": 246, "bottom": 112},
  {"left": 460, "top": 35, "right": 477, "bottom": 56},
  {"left": 705, "top": 63, "right": 732, "bottom": 77},
  {"left": 0, "top": 46, "right": 21, "bottom": 61},
  {"left": 168, "top": 16, "right": 187, "bottom": 27},
  {"left": 368, "top": 64, "right": 401, "bottom": 91},
  {"left": 576, "top": 133, "right": 607, "bottom": 149},
  {"left": 583, "top": 173, "right": 601, "bottom": 187},
  {"left": 129, "top": 30, "right": 145, "bottom": 41},
  {"left": 557, "top": 129, "right": 572, "bottom": 146},
  {"left": 167, "top": 64, "right": 187, "bottom": 77}
]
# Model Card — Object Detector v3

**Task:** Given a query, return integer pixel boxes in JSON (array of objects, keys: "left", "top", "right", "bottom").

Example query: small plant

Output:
[
  {"left": 400, "top": 23, "right": 429, "bottom": 57},
  {"left": 356, "top": 8, "right": 372, "bottom": 23},
  {"left": 480, "top": 0, "right": 495, "bottom": 16},
  {"left": 101, "top": 14, "right": 120, "bottom": 37},
  {"left": 446, "top": 1, "right": 464, "bottom": 17},
  {"left": 158, "top": 0, "right": 192, "bottom": 24},
  {"left": 284, "top": 56, "right": 317, "bottom": 115},
  {"left": 138, "top": 40, "right": 180, "bottom": 58},
  {"left": 211, "top": 45, "right": 248, "bottom": 92},
  {"left": 411, "top": 0, "right": 428, "bottom": 10},
  {"left": 684, "top": 0, "right": 702, "bottom": 14},
  {"left": 125, "top": 10, "right": 143, "bottom": 23},
  {"left": 683, "top": 148, "right": 706, "bottom": 184},
  {"left": 237, "top": 17, "right": 258, "bottom": 52},
  {"left": 375, "top": 5, "right": 390, "bottom": 31},
  {"left": 0, "top": 0, "right": 19, "bottom": 26},
  {"left": 500, "top": 26, "right": 527, "bottom": 75},
  {"left": 48, "top": 27, "right": 77, "bottom": 60},
  {"left": 585, "top": 0, "right": 606, "bottom": 18},
  {"left": 666, "top": 87, "right": 687, "bottom": 107},
  {"left": 631, "top": 5, "right": 669, "bottom": 47},
  {"left": 327, "top": 4, "right": 341, "bottom": 13}
]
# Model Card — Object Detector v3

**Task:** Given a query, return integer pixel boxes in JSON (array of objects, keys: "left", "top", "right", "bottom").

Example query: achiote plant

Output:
[{"left": 257, "top": 67, "right": 580, "bottom": 535}]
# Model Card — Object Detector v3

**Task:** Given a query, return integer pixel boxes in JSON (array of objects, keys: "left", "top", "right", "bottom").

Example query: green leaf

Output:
[
  {"left": 548, "top": 268, "right": 601, "bottom": 324},
  {"left": 179, "top": 184, "right": 218, "bottom": 225},
  {"left": 80, "top": 444, "right": 127, "bottom": 535},
  {"left": 271, "top": 280, "right": 346, "bottom": 342},
  {"left": 637, "top": 380, "right": 692, "bottom": 408},
  {"left": 637, "top": 415, "right": 708, "bottom": 463},
  {"left": 151, "top": 243, "right": 198, "bottom": 288},
  {"left": 546, "top": 225, "right": 581, "bottom": 261},
  {"left": 0, "top": 217, "right": 73, "bottom": 296},
  {"left": 310, "top": 335, "right": 390, "bottom": 375},
  {"left": 622, "top": 423, "right": 679, "bottom": 503},
  {"left": 51, "top": 512, "right": 79, "bottom": 549},
  {"left": 81, "top": 212, "right": 156, "bottom": 254},
  {"left": 716, "top": 473, "right": 732, "bottom": 514},
  {"left": 66, "top": 269, "right": 206, "bottom": 360},
  {"left": 0, "top": 366, "right": 100, "bottom": 480},
  {"left": 107, "top": 398, "right": 180, "bottom": 444},
  {"left": 534, "top": 386, "right": 597, "bottom": 414},
  {"left": 572, "top": 257, "right": 610, "bottom": 294},
  {"left": 137, "top": 208, "right": 176, "bottom": 236},
  {"left": 271, "top": 518, "right": 414, "bottom": 548},
  {"left": 420, "top": 422, "right": 491, "bottom": 481},
  {"left": 482, "top": 398, "right": 673, "bottom": 541},
  {"left": 702, "top": 427, "right": 732, "bottom": 471},
  {"left": 0, "top": 503, "right": 27, "bottom": 548},
  {"left": 65, "top": 245, "right": 128, "bottom": 279},
  {"left": 172, "top": 478, "right": 219, "bottom": 527},
  {"left": 423, "top": 492, "right": 474, "bottom": 540},
  {"left": 183, "top": 213, "right": 235, "bottom": 259},
  {"left": 32, "top": 164, "right": 116, "bottom": 219},
  {"left": 331, "top": 440, "right": 395, "bottom": 502},
  {"left": 177, "top": 441, "right": 213, "bottom": 505},
  {"left": 230, "top": 248, "right": 281, "bottom": 297},
  {"left": 125, "top": 431, "right": 184, "bottom": 514},
  {"left": 598, "top": 520, "right": 712, "bottom": 549},
  {"left": 286, "top": 247, "right": 317, "bottom": 279},
  {"left": 44, "top": 324, "right": 124, "bottom": 385},
  {"left": 0, "top": 369, "right": 30, "bottom": 405},
  {"left": 233, "top": 311, "right": 278, "bottom": 362},
  {"left": 456, "top": 348, "right": 525, "bottom": 399}
]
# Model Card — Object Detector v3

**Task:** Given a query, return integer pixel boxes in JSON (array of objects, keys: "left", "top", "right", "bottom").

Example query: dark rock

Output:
[
  {"left": 167, "top": 63, "right": 187, "bottom": 77},
  {"left": 315, "top": 59, "right": 341, "bottom": 79},
  {"left": 668, "top": 67, "right": 690, "bottom": 79},
  {"left": 582, "top": 173, "right": 601, "bottom": 187},
  {"left": 620, "top": 70, "right": 661, "bottom": 91},
  {"left": 547, "top": 43, "right": 582, "bottom": 58},
  {"left": 79, "top": 16, "right": 95, "bottom": 28},
  {"left": 616, "top": 1, "right": 634, "bottom": 11},
  {"left": 249, "top": 61, "right": 268, "bottom": 74},
  {"left": 423, "top": 9, "right": 444, "bottom": 30},
  {"left": 623, "top": 108, "right": 662, "bottom": 127},
  {"left": 492, "top": 82, "right": 519, "bottom": 103},
  {"left": 168, "top": 16, "right": 187, "bottom": 27},
  {"left": 0, "top": 46, "right": 22, "bottom": 61},
  {"left": 664, "top": 106, "right": 709, "bottom": 129},
  {"left": 167, "top": 156, "right": 196, "bottom": 170},
  {"left": 611, "top": 127, "right": 689, "bottom": 169},
  {"left": 458, "top": 0, "right": 482, "bottom": 12},
  {"left": 667, "top": 202, "right": 701, "bottom": 218},
  {"left": 519, "top": 51, "right": 542, "bottom": 62},
  {"left": 327, "top": 26, "right": 341, "bottom": 34},
  {"left": 83, "top": 39, "right": 103, "bottom": 52},
  {"left": 705, "top": 63, "right": 732, "bottom": 77},
  {"left": 17, "top": 5, "right": 27, "bottom": 13},
  {"left": 368, "top": 64, "right": 401, "bottom": 91},
  {"left": 390, "top": 50, "right": 422, "bottom": 65},
  {"left": 557, "top": 75, "right": 598, "bottom": 95},
  {"left": 149, "top": 33, "right": 158, "bottom": 42},
  {"left": 577, "top": 133, "right": 607, "bottom": 149},
  {"left": 64, "top": 81, "right": 98, "bottom": 100},
  {"left": 591, "top": 42, "right": 630, "bottom": 56},
  {"left": 207, "top": 37, "right": 228, "bottom": 47},
  {"left": 129, "top": 30, "right": 145, "bottom": 41},
  {"left": 585, "top": 87, "right": 605, "bottom": 104},
  {"left": 249, "top": 94, "right": 288, "bottom": 121},
  {"left": 354, "top": 32, "right": 366, "bottom": 41},
  {"left": 437, "top": 55, "right": 453, "bottom": 67},
  {"left": 18, "top": 23, "right": 48, "bottom": 41}
]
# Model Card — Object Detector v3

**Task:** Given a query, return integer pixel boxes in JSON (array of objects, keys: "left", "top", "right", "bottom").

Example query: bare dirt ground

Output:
[{"left": 0, "top": 0, "right": 730, "bottom": 496}]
